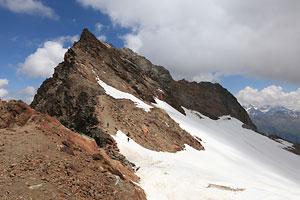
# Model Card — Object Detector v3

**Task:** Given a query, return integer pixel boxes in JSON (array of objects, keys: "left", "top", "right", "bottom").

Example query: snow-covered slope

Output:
[
  {"left": 113, "top": 99, "right": 300, "bottom": 200},
  {"left": 96, "top": 77, "right": 300, "bottom": 199}
]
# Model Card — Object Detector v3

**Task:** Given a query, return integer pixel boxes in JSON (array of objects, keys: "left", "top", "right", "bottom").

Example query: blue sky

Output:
[
  {"left": 0, "top": 0, "right": 127, "bottom": 101},
  {"left": 0, "top": 0, "right": 300, "bottom": 110}
]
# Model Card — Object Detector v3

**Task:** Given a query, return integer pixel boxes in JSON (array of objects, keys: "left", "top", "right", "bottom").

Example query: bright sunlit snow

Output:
[
  {"left": 113, "top": 98, "right": 300, "bottom": 200},
  {"left": 97, "top": 77, "right": 153, "bottom": 112}
]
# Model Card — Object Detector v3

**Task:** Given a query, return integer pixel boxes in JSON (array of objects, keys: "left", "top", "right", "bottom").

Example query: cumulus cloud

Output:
[
  {"left": 95, "top": 23, "right": 107, "bottom": 42},
  {"left": 0, "top": 79, "right": 35, "bottom": 103},
  {"left": 0, "top": 0, "right": 58, "bottom": 19},
  {"left": 95, "top": 23, "right": 103, "bottom": 33},
  {"left": 0, "top": 79, "right": 9, "bottom": 88},
  {"left": 97, "top": 35, "right": 107, "bottom": 42},
  {"left": 0, "top": 88, "right": 8, "bottom": 98},
  {"left": 191, "top": 72, "right": 224, "bottom": 83},
  {"left": 0, "top": 79, "right": 9, "bottom": 98},
  {"left": 14, "top": 86, "right": 36, "bottom": 104},
  {"left": 77, "top": 0, "right": 300, "bottom": 84},
  {"left": 3, "top": 86, "right": 36, "bottom": 104},
  {"left": 17, "top": 86, "right": 35, "bottom": 97},
  {"left": 236, "top": 86, "right": 300, "bottom": 110},
  {"left": 18, "top": 36, "right": 78, "bottom": 78}
]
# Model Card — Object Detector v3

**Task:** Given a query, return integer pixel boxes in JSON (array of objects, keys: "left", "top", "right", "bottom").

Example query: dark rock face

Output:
[
  {"left": 31, "top": 28, "right": 256, "bottom": 147},
  {"left": 31, "top": 30, "right": 103, "bottom": 135},
  {"left": 31, "top": 71, "right": 100, "bottom": 135},
  {"left": 116, "top": 47, "right": 184, "bottom": 113},
  {"left": 175, "top": 80, "right": 256, "bottom": 129}
]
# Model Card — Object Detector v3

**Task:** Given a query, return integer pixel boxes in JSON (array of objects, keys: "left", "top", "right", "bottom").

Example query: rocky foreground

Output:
[{"left": 0, "top": 100, "right": 146, "bottom": 200}]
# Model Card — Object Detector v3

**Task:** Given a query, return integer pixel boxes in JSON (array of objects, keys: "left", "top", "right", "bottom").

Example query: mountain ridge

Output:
[
  {"left": 245, "top": 105, "right": 300, "bottom": 144},
  {"left": 31, "top": 28, "right": 256, "bottom": 137}
]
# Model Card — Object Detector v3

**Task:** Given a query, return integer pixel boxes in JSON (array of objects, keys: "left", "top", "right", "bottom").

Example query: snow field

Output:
[
  {"left": 97, "top": 78, "right": 300, "bottom": 199},
  {"left": 113, "top": 99, "right": 300, "bottom": 200}
]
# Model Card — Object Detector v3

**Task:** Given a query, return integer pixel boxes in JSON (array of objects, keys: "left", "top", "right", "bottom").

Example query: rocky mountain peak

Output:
[
  {"left": 80, "top": 28, "right": 95, "bottom": 40},
  {"left": 77, "top": 28, "right": 103, "bottom": 47},
  {"left": 31, "top": 29, "right": 256, "bottom": 155},
  {"left": 62, "top": 29, "right": 109, "bottom": 68}
]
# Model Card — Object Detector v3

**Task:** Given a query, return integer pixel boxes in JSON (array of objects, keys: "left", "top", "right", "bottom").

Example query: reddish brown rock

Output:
[
  {"left": 0, "top": 100, "right": 35, "bottom": 128},
  {"left": 0, "top": 100, "right": 146, "bottom": 200}
]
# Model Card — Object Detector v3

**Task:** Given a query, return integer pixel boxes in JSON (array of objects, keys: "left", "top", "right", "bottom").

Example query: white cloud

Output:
[
  {"left": 0, "top": 79, "right": 9, "bottom": 98},
  {"left": 95, "top": 23, "right": 107, "bottom": 42},
  {"left": 95, "top": 23, "right": 103, "bottom": 33},
  {"left": 0, "top": 79, "right": 35, "bottom": 103},
  {"left": 0, "top": 88, "right": 8, "bottom": 98},
  {"left": 122, "top": 34, "right": 142, "bottom": 52},
  {"left": 0, "top": 79, "right": 9, "bottom": 88},
  {"left": 14, "top": 86, "right": 36, "bottom": 104},
  {"left": 55, "top": 35, "right": 79, "bottom": 44},
  {"left": 236, "top": 86, "right": 300, "bottom": 110},
  {"left": 4, "top": 86, "right": 36, "bottom": 104},
  {"left": 191, "top": 72, "right": 223, "bottom": 83},
  {"left": 18, "top": 41, "right": 66, "bottom": 78},
  {"left": 0, "top": 0, "right": 58, "bottom": 20},
  {"left": 18, "top": 35, "right": 78, "bottom": 78},
  {"left": 77, "top": 0, "right": 300, "bottom": 84},
  {"left": 97, "top": 35, "right": 107, "bottom": 42},
  {"left": 17, "top": 86, "right": 36, "bottom": 97}
]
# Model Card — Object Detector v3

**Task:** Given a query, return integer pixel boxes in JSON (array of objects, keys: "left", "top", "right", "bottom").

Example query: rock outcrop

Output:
[
  {"left": 175, "top": 80, "right": 254, "bottom": 127},
  {"left": 0, "top": 100, "right": 146, "bottom": 199}
]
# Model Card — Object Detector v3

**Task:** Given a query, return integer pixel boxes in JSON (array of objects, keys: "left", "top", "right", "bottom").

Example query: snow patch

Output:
[
  {"left": 97, "top": 77, "right": 153, "bottom": 112},
  {"left": 275, "top": 139, "right": 294, "bottom": 148}
]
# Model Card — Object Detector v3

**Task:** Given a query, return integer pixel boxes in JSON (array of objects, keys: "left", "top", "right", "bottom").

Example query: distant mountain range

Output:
[{"left": 245, "top": 105, "right": 300, "bottom": 144}]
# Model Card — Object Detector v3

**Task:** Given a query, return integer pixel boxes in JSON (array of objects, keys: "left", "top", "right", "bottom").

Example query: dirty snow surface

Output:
[
  {"left": 97, "top": 78, "right": 153, "bottom": 112},
  {"left": 113, "top": 98, "right": 300, "bottom": 200}
]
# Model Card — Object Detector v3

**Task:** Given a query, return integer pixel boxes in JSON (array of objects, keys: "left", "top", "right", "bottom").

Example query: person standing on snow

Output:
[{"left": 126, "top": 133, "right": 130, "bottom": 142}]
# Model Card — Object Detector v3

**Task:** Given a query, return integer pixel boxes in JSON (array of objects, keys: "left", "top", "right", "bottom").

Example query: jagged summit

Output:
[
  {"left": 80, "top": 28, "right": 95, "bottom": 40},
  {"left": 66, "top": 28, "right": 109, "bottom": 61},
  {"left": 77, "top": 28, "right": 106, "bottom": 47}
]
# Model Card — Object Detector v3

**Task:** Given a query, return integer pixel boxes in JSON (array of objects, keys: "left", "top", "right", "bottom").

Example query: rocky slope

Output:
[
  {"left": 0, "top": 100, "right": 146, "bottom": 200},
  {"left": 31, "top": 29, "right": 255, "bottom": 153}
]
